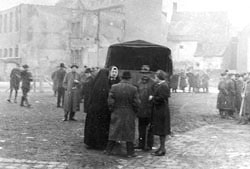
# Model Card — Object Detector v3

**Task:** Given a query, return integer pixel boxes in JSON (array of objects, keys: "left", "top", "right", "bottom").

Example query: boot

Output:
[
  {"left": 63, "top": 111, "right": 68, "bottom": 121},
  {"left": 104, "top": 141, "right": 116, "bottom": 155},
  {"left": 20, "top": 96, "right": 24, "bottom": 106},
  {"left": 24, "top": 98, "right": 31, "bottom": 107}
]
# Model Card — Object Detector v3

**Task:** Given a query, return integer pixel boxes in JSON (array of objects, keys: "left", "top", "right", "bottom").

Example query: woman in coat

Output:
[
  {"left": 150, "top": 70, "right": 171, "bottom": 156},
  {"left": 84, "top": 68, "right": 118, "bottom": 150}
]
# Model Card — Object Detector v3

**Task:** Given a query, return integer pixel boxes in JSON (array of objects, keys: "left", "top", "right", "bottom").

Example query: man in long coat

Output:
[
  {"left": 7, "top": 64, "right": 21, "bottom": 103},
  {"left": 63, "top": 64, "right": 80, "bottom": 121},
  {"left": 20, "top": 64, "right": 33, "bottom": 107},
  {"left": 136, "top": 66, "right": 154, "bottom": 150},
  {"left": 105, "top": 71, "right": 140, "bottom": 157},
  {"left": 55, "top": 63, "right": 66, "bottom": 108}
]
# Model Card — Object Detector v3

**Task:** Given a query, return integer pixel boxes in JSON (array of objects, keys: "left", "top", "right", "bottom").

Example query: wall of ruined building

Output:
[
  {"left": 0, "top": 5, "right": 21, "bottom": 80},
  {"left": 19, "top": 4, "right": 72, "bottom": 77}
]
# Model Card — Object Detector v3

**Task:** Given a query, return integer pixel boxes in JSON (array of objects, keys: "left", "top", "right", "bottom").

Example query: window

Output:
[
  {"left": 15, "top": 46, "right": 18, "bottom": 57},
  {"left": 71, "top": 22, "right": 81, "bottom": 37},
  {"left": 10, "top": 12, "right": 13, "bottom": 32},
  {"left": 4, "top": 48, "right": 8, "bottom": 57},
  {"left": 15, "top": 8, "right": 19, "bottom": 31},
  {"left": 4, "top": 14, "right": 7, "bottom": 33},
  {"left": 9, "top": 48, "right": 12, "bottom": 57},
  {"left": 0, "top": 15, "right": 2, "bottom": 33}
]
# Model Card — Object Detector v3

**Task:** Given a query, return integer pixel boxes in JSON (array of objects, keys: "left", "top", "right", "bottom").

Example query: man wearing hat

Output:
[
  {"left": 63, "top": 64, "right": 80, "bottom": 121},
  {"left": 7, "top": 63, "right": 21, "bottom": 103},
  {"left": 20, "top": 64, "right": 33, "bottom": 107},
  {"left": 105, "top": 71, "right": 140, "bottom": 157},
  {"left": 135, "top": 65, "right": 154, "bottom": 151},
  {"left": 80, "top": 68, "right": 94, "bottom": 113},
  {"left": 55, "top": 63, "right": 66, "bottom": 108}
]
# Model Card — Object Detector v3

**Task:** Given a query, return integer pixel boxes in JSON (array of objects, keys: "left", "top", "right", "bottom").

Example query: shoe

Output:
[
  {"left": 57, "top": 105, "right": 61, "bottom": 108},
  {"left": 127, "top": 153, "right": 137, "bottom": 158},
  {"left": 151, "top": 148, "right": 160, "bottom": 155},
  {"left": 134, "top": 146, "right": 144, "bottom": 150},
  {"left": 143, "top": 147, "right": 152, "bottom": 151},
  {"left": 63, "top": 118, "right": 68, "bottom": 121},
  {"left": 153, "top": 149, "right": 166, "bottom": 156},
  {"left": 7, "top": 99, "right": 11, "bottom": 103},
  {"left": 14, "top": 100, "right": 17, "bottom": 103},
  {"left": 69, "top": 118, "right": 77, "bottom": 121}
]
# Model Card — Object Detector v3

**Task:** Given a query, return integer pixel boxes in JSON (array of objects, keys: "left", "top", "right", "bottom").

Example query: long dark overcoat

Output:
[
  {"left": 63, "top": 72, "right": 80, "bottom": 112},
  {"left": 21, "top": 70, "right": 33, "bottom": 92},
  {"left": 137, "top": 77, "right": 154, "bottom": 118},
  {"left": 10, "top": 68, "right": 21, "bottom": 90},
  {"left": 81, "top": 75, "right": 94, "bottom": 113},
  {"left": 152, "top": 81, "right": 171, "bottom": 136},
  {"left": 235, "top": 79, "right": 243, "bottom": 112},
  {"left": 108, "top": 80, "right": 140, "bottom": 142},
  {"left": 217, "top": 78, "right": 236, "bottom": 111},
  {"left": 170, "top": 74, "right": 179, "bottom": 90}
]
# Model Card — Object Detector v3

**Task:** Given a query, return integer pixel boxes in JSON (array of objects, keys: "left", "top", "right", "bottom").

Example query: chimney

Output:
[{"left": 173, "top": 2, "right": 177, "bottom": 13}]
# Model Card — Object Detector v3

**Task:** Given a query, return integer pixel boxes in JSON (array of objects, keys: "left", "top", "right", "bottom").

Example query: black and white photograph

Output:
[{"left": 0, "top": 0, "right": 250, "bottom": 168}]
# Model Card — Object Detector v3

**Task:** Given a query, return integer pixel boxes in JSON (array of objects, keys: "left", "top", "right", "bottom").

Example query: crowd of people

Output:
[
  {"left": 216, "top": 70, "right": 250, "bottom": 124},
  {"left": 8, "top": 63, "right": 171, "bottom": 158},
  {"left": 170, "top": 69, "right": 210, "bottom": 93}
]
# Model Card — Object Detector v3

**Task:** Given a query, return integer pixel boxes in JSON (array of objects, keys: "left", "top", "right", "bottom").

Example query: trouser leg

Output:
[
  {"left": 69, "top": 111, "right": 75, "bottom": 120},
  {"left": 64, "top": 110, "right": 69, "bottom": 120},
  {"left": 138, "top": 118, "right": 146, "bottom": 148},
  {"left": 105, "top": 140, "right": 116, "bottom": 154},
  {"left": 14, "top": 90, "right": 18, "bottom": 103},
  {"left": 8, "top": 88, "right": 13, "bottom": 100},
  {"left": 159, "top": 136, "right": 166, "bottom": 151},
  {"left": 57, "top": 87, "right": 63, "bottom": 107}
]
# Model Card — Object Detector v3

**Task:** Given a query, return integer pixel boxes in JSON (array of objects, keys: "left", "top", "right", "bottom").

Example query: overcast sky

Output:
[{"left": 1, "top": 0, "right": 250, "bottom": 30}]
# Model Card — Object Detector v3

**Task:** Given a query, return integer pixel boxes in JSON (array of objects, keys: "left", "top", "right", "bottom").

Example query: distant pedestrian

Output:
[
  {"left": 105, "top": 71, "right": 140, "bottom": 157},
  {"left": 186, "top": 71, "right": 195, "bottom": 92},
  {"left": 51, "top": 69, "right": 58, "bottom": 97},
  {"left": 20, "top": 64, "right": 33, "bottom": 107},
  {"left": 201, "top": 72, "right": 210, "bottom": 93},
  {"left": 170, "top": 74, "right": 179, "bottom": 93},
  {"left": 179, "top": 71, "right": 187, "bottom": 92},
  {"left": 55, "top": 63, "right": 66, "bottom": 108},
  {"left": 7, "top": 64, "right": 21, "bottom": 103},
  {"left": 150, "top": 70, "right": 171, "bottom": 156},
  {"left": 63, "top": 64, "right": 80, "bottom": 121}
]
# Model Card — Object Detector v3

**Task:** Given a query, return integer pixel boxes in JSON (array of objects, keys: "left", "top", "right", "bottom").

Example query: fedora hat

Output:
[
  {"left": 59, "top": 63, "right": 66, "bottom": 68},
  {"left": 140, "top": 65, "right": 150, "bottom": 73},
  {"left": 121, "top": 71, "right": 132, "bottom": 79},
  {"left": 22, "top": 64, "right": 29, "bottom": 69},
  {"left": 84, "top": 68, "right": 92, "bottom": 73},
  {"left": 71, "top": 64, "right": 79, "bottom": 69}
]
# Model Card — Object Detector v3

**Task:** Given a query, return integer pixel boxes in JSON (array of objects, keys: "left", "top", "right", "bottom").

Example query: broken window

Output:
[
  {"left": 0, "top": 15, "right": 2, "bottom": 33},
  {"left": 9, "top": 48, "right": 12, "bottom": 57},
  {"left": 10, "top": 12, "right": 13, "bottom": 32},
  {"left": 4, "top": 14, "right": 7, "bottom": 33}
]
